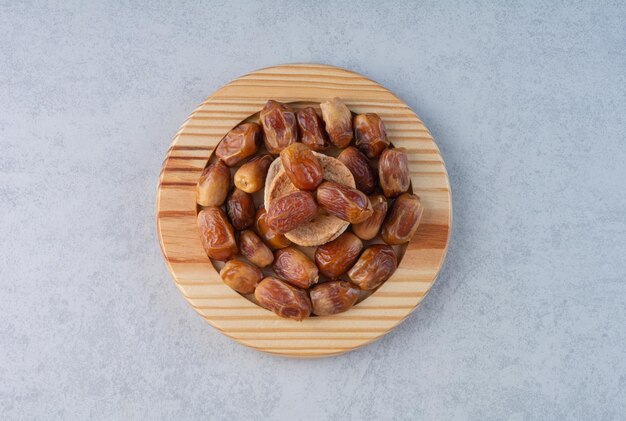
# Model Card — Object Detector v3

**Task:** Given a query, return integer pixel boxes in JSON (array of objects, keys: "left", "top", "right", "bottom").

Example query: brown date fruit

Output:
[
  {"left": 197, "top": 207, "right": 238, "bottom": 261},
  {"left": 316, "top": 181, "right": 373, "bottom": 224},
  {"left": 280, "top": 143, "right": 323, "bottom": 191},
  {"left": 352, "top": 195, "right": 388, "bottom": 240},
  {"left": 314, "top": 232, "right": 363, "bottom": 279},
  {"left": 348, "top": 244, "right": 397, "bottom": 290},
  {"left": 310, "top": 281, "right": 359, "bottom": 316},
  {"left": 297, "top": 107, "right": 329, "bottom": 151},
  {"left": 255, "top": 277, "right": 312, "bottom": 321},
  {"left": 379, "top": 147, "right": 410, "bottom": 198},
  {"left": 320, "top": 97, "right": 353, "bottom": 148},
  {"left": 260, "top": 100, "right": 298, "bottom": 154},
  {"left": 254, "top": 206, "right": 291, "bottom": 250},
  {"left": 266, "top": 190, "right": 318, "bottom": 234},
  {"left": 219, "top": 259, "right": 262, "bottom": 294},
  {"left": 239, "top": 230, "right": 274, "bottom": 268},
  {"left": 382, "top": 193, "right": 424, "bottom": 245},
  {"left": 273, "top": 247, "right": 319, "bottom": 289},
  {"left": 234, "top": 154, "right": 274, "bottom": 193},
  {"left": 226, "top": 188, "right": 255, "bottom": 230},
  {"left": 337, "top": 146, "right": 376, "bottom": 194},
  {"left": 354, "top": 113, "right": 389, "bottom": 158},
  {"left": 215, "top": 123, "right": 261, "bottom": 166},
  {"left": 196, "top": 160, "right": 230, "bottom": 207}
]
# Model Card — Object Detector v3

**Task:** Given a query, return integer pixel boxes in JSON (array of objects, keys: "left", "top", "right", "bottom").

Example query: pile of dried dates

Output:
[{"left": 197, "top": 98, "right": 423, "bottom": 321}]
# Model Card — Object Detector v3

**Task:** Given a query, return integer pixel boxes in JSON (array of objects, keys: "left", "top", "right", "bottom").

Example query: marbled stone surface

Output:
[{"left": 1, "top": 1, "right": 625, "bottom": 419}]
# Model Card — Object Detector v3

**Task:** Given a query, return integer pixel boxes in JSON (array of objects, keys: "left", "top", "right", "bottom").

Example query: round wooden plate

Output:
[{"left": 156, "top": 64, "right": 451, "bottom": 358}]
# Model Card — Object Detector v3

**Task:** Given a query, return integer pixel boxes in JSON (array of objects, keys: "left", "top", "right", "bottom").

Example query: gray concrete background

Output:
[{"left": 1, "top": 1, "right": 625, "bottom": 419}]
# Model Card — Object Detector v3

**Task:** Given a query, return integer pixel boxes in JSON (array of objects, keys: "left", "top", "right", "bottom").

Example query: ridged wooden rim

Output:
[{"left": 156, "top": 64, "right": 452, "bottom": 358}]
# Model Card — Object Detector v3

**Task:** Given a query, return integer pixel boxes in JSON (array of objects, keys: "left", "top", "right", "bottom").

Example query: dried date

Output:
[
  {"left": 254, "top": 205, "right": 291, "bottom": 250},
  {"left": 379, "top": 148, "right": 410, "bottom": 198},
  {"left": 234, "top": 154, "right": 274, "bottom": 193},
  {"left": 316, "top": 181, "right": 373, "bottom": 224},
  {"left": 280, "top": 143, "right": 323, "bottom": 191},
  {"left": 382, "top": 193, "right": 423, "bottom": 245},
  {"left": 310, "top": 281, "right": 359, "bottom": 316},
  {"left": 260, "top": 100, "right": 298, "bottom": 154},
  {"left": 297, "top": 107, "right": 329, "bottom": 151},
  {"left": 314, "top": 232, "right": 363, "bottom": 279},
  {"left": 320, "top": 98, "right": 353, "bottom": 148},
  {"left": 352, "top": 195, "right": 388, "bottom": 240},
  {"left": 266, "top": 190, "right": 318, "bottom": 234},
  {"left": 239, "top": 230, "right": 274, "bottom": 268},
  {"left": 226, "top": 188, "right": 255, "bottom": 230},
  {"left": 219, "top": 259, "right": 262, "bottom": 294},
  {"left": 197, "top": 207, "right": 238, "bottom": 261},
  {"left": 347, "top": 244, "right": 397, "bottom": 290},
  {"left": 354, "top": 113, "right": 389, "bottom": 158},
  {"left": 337, "top": 146, "right": 376, "bottom": 194},
  {"left": 196, "top": 160, "right": 230, "bottom": 207},
  {"left": 273, "top": 247, "right": 319, "bottom": 289},
  {"left": 255, "top": 277, "right": 312, "bottom": 321},
  {"left": 215, "top": 123, "right": 261, "bottom": 166}
]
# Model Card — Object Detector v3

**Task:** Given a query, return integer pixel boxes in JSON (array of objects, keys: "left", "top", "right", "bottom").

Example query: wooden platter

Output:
[{"left": 156, "top": 64, "right": 451, "bottom": 358}]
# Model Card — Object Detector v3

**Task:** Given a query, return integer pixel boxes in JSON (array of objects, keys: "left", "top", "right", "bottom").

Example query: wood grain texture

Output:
[{"left": 156, "top": 64, "right": 452, "bottom": 358}]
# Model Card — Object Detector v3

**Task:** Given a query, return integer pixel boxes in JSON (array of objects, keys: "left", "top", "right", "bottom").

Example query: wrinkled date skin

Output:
[
  {"left": 234, "top": 154, "right": 273, "bottom": 193},
  {"left": 348, "top": 244, "right": 397, "bottom": 291},
  {"left": 352, "top": 195, "right": 388, "bottom": 240},
  {"left": 379, "top": 147, "right": 410, "bottom": 198},
  {"left": 280, "top": 143, "right": 323, "bottom": 191},
  {"left": 382, "top": 193, "right": 424, "bottom": 245},
  {"left": 260, "top": 100, "right": 298, "bottom": 155},
  {"left": 254, "top": 206, "right": 291, "bottom": 250},
  {"left": 239, "top": 230, "right": 274, "bottom": 268},
  {"left": 320, "top": 98, "right": 353, "bottom": 148},
  {"left": 226, "top": 188, "right": 256, "bottom": 231},
  {"left": 337, "top": 146, "right": 377, "bottom": 194},
  {"left": 215, "top": 123, "right": 261, "bottom": 166},
  {"left": 266, "top": 190, "right": 318, "bottom": 234},
  {"left": 197, "top": 207, "right": 238, "bottom": 261},
  {"left": 196, "top": 160, "right": 230, "bottom": 207},
  {"left": 316, "top": 181, "right": 373, "bottom": 224},
  {"left": 297, "top": 107, "right": 329, "bottom": 151},
  {"left": 354, "top": 113, "right": 389, "bottom": 158},
  {"left": 219, "top": 259, "right": 263, "bottom": 294},
  {"left": 310, "top": 281, "right": 359, "bottom": 316},
  {"left": 255, "top": 277, "right": 312, "bottom": 321},
  {"left": 314, "top": 232, "right": 363, "bottom": 279},
  {"left": 273, "top": 247, "right": 319, "bottom": 289}
]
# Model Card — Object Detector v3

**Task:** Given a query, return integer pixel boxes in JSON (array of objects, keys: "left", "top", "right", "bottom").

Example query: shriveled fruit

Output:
[
  {"left": 314, "top": 232, "right": 363, "bottom": 279},
  {"left": 196, "top": 160, "right": 230, "bottom": 207},
  {"left": 354, "top": 113, "right": 389, "bottom": 158},
  {"left": 320, "top": 97, "right": 352, "bottom": 148},
  {"left": 310, "top": 281, "right": 359, "bottom": 316},
  {"left": 219, "top": 259, "right": 262, "bottom": 294},
  {"left": 347, "top": 244, "right": 397, "bottom": 290},
  {"left": 266, "top": 190, "right": 318, "bottom": 234},
  {"left": 255, "top": 277, "right": 312, "bottom": 321},
  {"left": 239, "top": 230, "right": 274, "bottom": 268},
  {"left": 197, "top": 207, "right": 238, "bottom": 261},
  {"left": 352, "top": 195, "right": 388, "bottom": 240},
  {"left": 297, "top": 107, "right": 329, "bottom": 151},
  {"left": 280, "top": 143, "right": 323, "bottom": 191},
  {"left": 226, "top": 188, "right": 255, "bottom": 230},
  {"left": 337, "top": 146, "right": 376, "bottom": 194},
  {"left": 273, "top": 247, "right": 319, "bottom": 289},
  {"left": 316, "top": 181, "right": 373, "bottom": 224},
  {"left": 379, "top": 148, "right": 410, "bottom": 198},
  {"left": 260, "top": 100, "right": 298, "bottom": 154},
  {"left": 382, "top": 193, "right": 423, "bottom": 245},
  {"left": 234, "top": 154, "right": 273, "bottom": 193},
  {"left": 215, "top": 123, "right": 261, "bottom": 166},
  {"left": 255, "top": 206, "right": 291, "bottom": 250}
]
